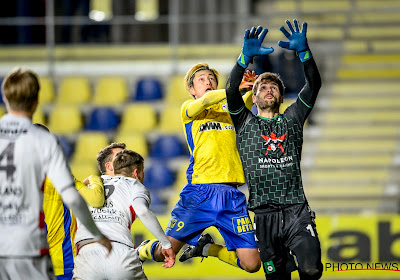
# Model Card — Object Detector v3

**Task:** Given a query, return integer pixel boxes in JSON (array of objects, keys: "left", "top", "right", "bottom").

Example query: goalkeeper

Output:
[{"left": 226, "top": 20, "right": 323, "bottom": 280}]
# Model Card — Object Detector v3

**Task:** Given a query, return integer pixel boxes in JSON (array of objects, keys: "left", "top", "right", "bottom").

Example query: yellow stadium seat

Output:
[
  {"left": 57, "top": 76, "right": 91, "bottom": 105},
  {"left": 70, "top": 161, "right": 99, "bottom": 182},
  {"left": 158, "top": 105, "right": 183, "bottom": 134},
  {"left": 71, "top": 132, "right": 109, "bottom": 163},
  {"left": 118, "top": 103, "right": 157, "bottom": 134},
  {"left": 217, "top": 73, "right": 227, "bottom": 90},
  {"left": 165, "top": 74, "right": 191, "bottom": 105},
  {"left": 47, "top": 106, "right": 83, "bottom": 135},
  {"left": 114, "top": 132, "right": 149, "bottom": 158},
  {"left": 38, "top": 77, "right": 55, "bottom": 106},
  {"left": 93, "top": 76, "right": 128, "bottom": 106},
  {"left": 32, "top": 106, "right": 46, "bottom": 125}
]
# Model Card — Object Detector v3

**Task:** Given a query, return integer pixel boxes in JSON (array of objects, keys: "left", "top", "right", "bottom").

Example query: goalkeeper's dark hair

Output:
[
  {"left": 113, "top": 150, "right": 144, "bottom": 177},
  {"left": 97, "top": 142, "right": 126, "bottom": 174},
  {"left": 253, "top": 72, "right": 285, "bottom": 96},
  {"left": 184, "top": 63, "right": 219, "bottom": 98}
]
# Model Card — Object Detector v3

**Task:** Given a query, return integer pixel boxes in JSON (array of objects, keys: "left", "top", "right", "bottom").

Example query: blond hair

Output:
[
  {"left": 184, "top": 63, "right": 219, "bottom": 97},
  {"left": 2, "top": 67, "right": 40, "bottom": 113}
]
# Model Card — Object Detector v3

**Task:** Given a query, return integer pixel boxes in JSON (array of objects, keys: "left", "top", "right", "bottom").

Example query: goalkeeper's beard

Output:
[{"left": 255, "top": 97, "right": 280, "bottom": 112}]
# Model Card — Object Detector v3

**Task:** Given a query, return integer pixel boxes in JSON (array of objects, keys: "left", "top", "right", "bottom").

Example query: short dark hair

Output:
[
  {"left": 96, "top": 142, "right": 126, "bottom": 174},
  {"left": 113, "top": 150, "right": 144, "bottom": 177},
  {"left": 252, "top": 72, "right": 285, "bottom": 96}
]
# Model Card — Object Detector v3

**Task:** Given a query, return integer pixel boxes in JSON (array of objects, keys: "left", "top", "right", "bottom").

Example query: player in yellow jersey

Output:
[
  {"left": 43, "top": 177, "right": 104, "bottom": 280},
  {"left": 139, "top": 63, "right": 261, "bottom": 273}
]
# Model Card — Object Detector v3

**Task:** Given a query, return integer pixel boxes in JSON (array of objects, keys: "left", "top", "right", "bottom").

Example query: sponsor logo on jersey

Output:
[
  {"left": 233, "top": 216, "right": 254, "bottom": 234},
  {"left": 261, "top": 132, "right": 287, "bottom": 155},
  {"left": 198, "top": 121, "right": 234, "bottom": 132}
]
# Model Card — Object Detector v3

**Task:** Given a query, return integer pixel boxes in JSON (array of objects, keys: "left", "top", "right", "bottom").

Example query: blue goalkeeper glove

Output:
[
  {"left": 278, "top": 19, "right": 312, "bottom": 62},
  {"left": 237, "top": 26, "right": 274, "bottom": 68}
]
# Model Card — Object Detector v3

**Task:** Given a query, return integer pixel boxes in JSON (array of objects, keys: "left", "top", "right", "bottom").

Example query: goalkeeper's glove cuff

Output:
[
  {"left": 297, "top": 49, "right": 312, "bottom": 62},
  {"left": 237, "top": 51, "right": 252, "bottom": 68}
]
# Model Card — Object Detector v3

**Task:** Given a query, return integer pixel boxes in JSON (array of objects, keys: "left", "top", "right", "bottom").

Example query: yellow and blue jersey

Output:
[
  {"left": 43, "top": 177, "right": 76, "bottom": 278},
  {"left": 181, "top": 98, "right": 245, "bottom": 184}
]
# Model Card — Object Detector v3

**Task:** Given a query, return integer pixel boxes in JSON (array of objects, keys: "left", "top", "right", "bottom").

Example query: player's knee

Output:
[{"left": 241, "top": 259, "right": 261, "bottom": 273}]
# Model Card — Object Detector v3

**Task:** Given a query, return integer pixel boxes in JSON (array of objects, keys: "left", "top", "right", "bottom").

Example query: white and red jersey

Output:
[
  {"left": 75, "top": 176, "right": 150, "bottom": 248},
  {"left": 0, "top": 114, "right": 74, "bottom": 257}
]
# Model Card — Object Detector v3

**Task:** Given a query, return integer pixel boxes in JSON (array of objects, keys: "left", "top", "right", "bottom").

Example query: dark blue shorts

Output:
[{"left": 165, "top": 183, "right": 257, "bottom": 250}]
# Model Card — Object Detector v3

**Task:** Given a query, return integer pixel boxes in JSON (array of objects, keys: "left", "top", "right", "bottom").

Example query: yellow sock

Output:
[
  {"left": 208, "top": 244, "right": 240, "bottom": 268},
  {"left": 139, "top": 239, "right": 158, "bottom": 261}
]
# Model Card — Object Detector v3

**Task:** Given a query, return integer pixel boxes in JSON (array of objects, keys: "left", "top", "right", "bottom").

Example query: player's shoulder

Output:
[{"left": 29, "top": 124, "right": 59, "bottom": 145}]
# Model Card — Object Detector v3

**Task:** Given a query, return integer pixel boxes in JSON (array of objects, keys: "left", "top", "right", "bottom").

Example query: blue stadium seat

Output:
[
  {"left": 144, "top": 163, "right": 175, "bottom": 190},
  {"left": 85, "top": 107, "right": 119, "bottom": 131},
  {"left": 133, "top": 77, "right": 163, "bottom": 101},
  {"left": 57, "top": 136, "right": 74, "bottom": 159},
  {"left": 150, "top": 134, "right": 187, "bottom": 159}
]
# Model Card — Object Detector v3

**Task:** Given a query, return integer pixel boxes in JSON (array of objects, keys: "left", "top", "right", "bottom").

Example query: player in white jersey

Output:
[
  {"left": 0, "top": 67, "right": 112, "bottom": 280},
  {"left": 74, "top": 150, "right": 175, "bottom": 280}
]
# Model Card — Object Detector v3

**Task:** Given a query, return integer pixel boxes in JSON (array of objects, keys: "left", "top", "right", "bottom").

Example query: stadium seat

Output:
[
  {"left": 165, "top": 74, "right": 190, "bottom": 105},
  {"left": 71, "top": 132, "right": 109, "bottom": 163},
  {"left": 132, "top": 77, "right": 163, "bottom": 101},
  {"left": 143, "top": 163, "right": 175, "bottom": 190},
  {"left": 38, "top": 76, "right": 55, "bottom": 106},
  {"left": 85, "top": 107, "right": 120, "bottom": 131},
  {"left": 93, "top": 76, "right": 128, "bottom": 106},
  {"left": 158, "top": 105, "right": 183, "bottom": 134},
  {"left": 150, "top": 134, "right": 187, "bottom": 159},
  {"left": 217, "top": 73, "right": 227, "bottom": 89},
  {"left": 114, "top": 132, "right": 148, "bottom": 158},
  {"left": 56, "top": 76, "right": 91, "bottom": 105},
  {"left": 32, "top": 106, "right": 46, "bottom": 125},
  {"left": 118, "top": 103, "right": 157, "bottom": 134},
  {"left": 57, "top": 136, "right": 74, "bottom": 159},
  {"left": 70, "top": 161, "right": 99, "bottom": 182},
  {"left": 47, "top": 106, "right": 83, "bottom": 135}
]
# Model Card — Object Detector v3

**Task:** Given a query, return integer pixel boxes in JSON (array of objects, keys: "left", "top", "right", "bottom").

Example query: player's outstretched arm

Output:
[
  {"left": 278, "top": 19, "right": 311, "bottom": 62},
  {"left": 237, "top": 26, "right": 274, "bottom": 68},
  {"left": 279, "top": 19, "right": 321, "bottom": 108},
  {"left": 75, "top": 175, "right": 105, "bottom": 208},
  {"left": 132, "top": 197, "right": 175, "bottom": 268},
  {"left": 227, "top": 26, "right": 273, "bottom": 115},
  {"left": 185, "top": 89, "right": 227, "bottom": 118}
]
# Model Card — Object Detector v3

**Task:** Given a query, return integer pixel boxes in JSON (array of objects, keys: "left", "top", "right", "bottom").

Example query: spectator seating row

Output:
[
  {"left": 36, "top": 73, "right": 227, "bottom": 108},
  {"left": 39, "top": 76, "right": 165, "bottom": 106},
  {"left": 31, "top": 103, "right": 183, "bottom": 135}
]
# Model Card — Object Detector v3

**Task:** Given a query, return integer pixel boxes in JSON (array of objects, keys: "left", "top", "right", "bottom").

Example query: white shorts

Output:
[
  {"left": 73, "top": 242, "right": 147, "bottom": 280},
  {"left": 0, "top": 255, "right": 54, "bottom": 280}
]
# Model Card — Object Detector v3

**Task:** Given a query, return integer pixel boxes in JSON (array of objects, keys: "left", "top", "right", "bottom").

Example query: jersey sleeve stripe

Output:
[
  {"left": 228, "top": 105, "right": 245, "bottom": 115},
  {"left": 298, "top": 93, "right": 312, "bottom": 108}
]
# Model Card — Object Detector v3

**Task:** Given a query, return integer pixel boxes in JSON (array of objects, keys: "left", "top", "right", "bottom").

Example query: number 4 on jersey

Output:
[{"left": 0, "top": 143, "right": 16, "bottom": 182}]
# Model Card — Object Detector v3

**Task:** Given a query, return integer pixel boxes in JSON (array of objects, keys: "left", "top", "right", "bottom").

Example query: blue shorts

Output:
[{"left": 166, "top": 183, "right": 257, "bottom": 251}]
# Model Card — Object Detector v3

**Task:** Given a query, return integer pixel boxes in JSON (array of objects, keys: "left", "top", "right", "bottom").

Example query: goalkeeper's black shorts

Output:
[{"left": 254, "top": 202, "right": 322, "bottom": 279}]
